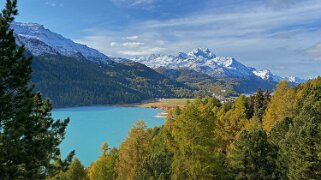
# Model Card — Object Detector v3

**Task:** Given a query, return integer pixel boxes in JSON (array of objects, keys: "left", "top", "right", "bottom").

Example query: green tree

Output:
[
  {"left": 136, "top": 127, "right": 173, "bottom": 180},
  {"left": 277, "top": 78, "right": 321, "bottom": 179},
  {"left": 137, "top": 150, "right": 172, "bottom": 180},
  {"left": 54, "top": 158, "right": 88, "bottom": 180},
  {"left": 89, "top": 143, "right": 118, "bottom": 180},
  {"left": 253, "top": 88, "right": 265, "bottom": 121},
  {"left": 229, "top": 127, "right": 277, "bottom": 179},
  {"left": 263, "top": 90, "right": 271, "bottom": 110},
  {"left": 0, "top": 1, "right": 73, "bottom": 179},
  {"left": 268, "top": 117, "right": 293, "bottom": 179}
]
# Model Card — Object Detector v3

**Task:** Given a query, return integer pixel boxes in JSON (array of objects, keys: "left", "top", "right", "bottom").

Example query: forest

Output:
[
  {"left": 31, "top": 54, "right": 202, "bottom": 108},
  {"left": 53, "top": 78, "right": 321, "bottom": 179}
]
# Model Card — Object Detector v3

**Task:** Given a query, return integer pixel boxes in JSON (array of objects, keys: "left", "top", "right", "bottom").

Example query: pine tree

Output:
[
  {"left": 253, "top": 88, "right": 265, "bottom": 121},
  {"left": 267, "top": 117, "right": 292, "bottom": 179},
  {"left": 137, "top": 150, "right": 172, "bottom": 180},
  {"left": 136, "top": 127, "right": 173, "bottom": 180},
  {"left": 0, "top": 1, "right": 73, "bottom": 179},
  {"left": 263, "top": 90, "right": 271, "bottom": 110},
  {"left": 229, "top": 127, "right": 277, "bottom": 179},
  {"left": 54, "top": 158, "right": 88, "bottom": 180},
  {"left": 277, "top": 78, "right": 321, "bottom": 179}
]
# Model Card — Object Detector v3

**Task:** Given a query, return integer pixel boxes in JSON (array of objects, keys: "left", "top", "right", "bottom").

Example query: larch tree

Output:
[
  {"left": 214, "top": 95, "right": 249, "bottom": 155},
  {"left": 0, "top": 0, "right": 73, "bottom": 179},
  {"left": 117, "top": 121, "right": 151, "bottom": 180},
  {"left": 170, "top": 98, "right": 225, "bottom": 179},
  {"left": 88, "top": 143, "right": 118, "bottom": 180},
  {"left": 263, "top": 81, "right": 296, "bottom": 132}
]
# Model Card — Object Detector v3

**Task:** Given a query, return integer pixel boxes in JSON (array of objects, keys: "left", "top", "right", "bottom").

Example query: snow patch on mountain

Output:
[
  {"left": 132, "top": 48, "right": 255, "bottom": 78},
  {"left": 283, "top": 76, "right": 306, "bottom": 83},
  {"left": 132, "top": 48, "right": 305, "bottom": 83},
  {"left": 252, "top": 69, "right": 283, "bottom": 81},
  {"left": 11, "top": 22, "right": 111, "bottom": 63},
  {"left": 133, "top": 48, "right": 253, "bottom": 78}
]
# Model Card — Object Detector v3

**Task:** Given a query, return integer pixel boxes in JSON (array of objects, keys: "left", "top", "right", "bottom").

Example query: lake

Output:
[{"left": 52, "top": 106, "right": 165, "bottom": 166}]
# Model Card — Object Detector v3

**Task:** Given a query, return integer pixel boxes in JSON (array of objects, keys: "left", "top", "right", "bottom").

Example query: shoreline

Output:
[{"left": 53, "top": 98, "right": 191, "bottom": 115}]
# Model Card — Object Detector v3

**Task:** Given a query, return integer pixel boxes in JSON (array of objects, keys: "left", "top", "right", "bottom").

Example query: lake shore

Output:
[
  {"left": 114, "top": 98, "right": 192, "bottom": 118},
  {"left": 131, "top": 98, "right": 193, "bottom": 111}
]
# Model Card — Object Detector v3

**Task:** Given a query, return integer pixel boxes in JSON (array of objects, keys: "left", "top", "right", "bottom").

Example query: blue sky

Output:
[{"left": 4, "top": 0, "right": 321, "bottom": 78}]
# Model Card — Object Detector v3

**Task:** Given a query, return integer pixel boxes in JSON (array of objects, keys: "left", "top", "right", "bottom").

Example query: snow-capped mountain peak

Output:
[
  {"left": 253, "top": 69, "right": 274, "bottom": 80},
  {"left": 178, "top": 52, "right": 188, "bottom": 59},
  {"left": 11, "top": 22, "right": 111, "bottom": 63},
  {"left": 187, "top": 48, "right": 216, "bottom": 59},
  {"left": 132, "top": 48, "right": 253, "bottom": 78},
  {"left": 284, "top": 76, "right": 306, "bottom": 83},
  {"left": 131, "top": 48, "right": 306, "bottom": 84}
]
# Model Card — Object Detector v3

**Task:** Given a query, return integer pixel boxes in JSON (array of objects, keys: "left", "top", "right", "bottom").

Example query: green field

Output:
[{"left": 139, "top": 98, "right": 194, "bottom": 111}]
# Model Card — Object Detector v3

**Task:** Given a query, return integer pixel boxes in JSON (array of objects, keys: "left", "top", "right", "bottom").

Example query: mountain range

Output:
[
  {"left": 131, "top": 48, "right": 305, "bottom": 83},
  {"left": 11, "top": 22, "right": 306, "bottom": 107},
  {"left": 12, "top": 22, "right": 111, "bottom": 63}
]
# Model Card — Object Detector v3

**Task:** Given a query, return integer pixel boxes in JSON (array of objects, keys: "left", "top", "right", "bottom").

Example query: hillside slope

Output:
[{"left": 31, "top": 54, "right": 194, "bottom": 107}]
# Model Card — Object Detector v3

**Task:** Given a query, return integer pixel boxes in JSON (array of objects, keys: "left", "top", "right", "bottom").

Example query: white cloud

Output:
[
  {"left": 123, "top": 36, "right": 139, "bottom": 40},
  {"left": 111, "top": 0, "right": 157, "bottom": 8},
  {"left": 76, "top": 0, "right": 321, "bottom": 77},
  {"left": 119, "top": 47, "right": 166, "bottom": 56},
  {"left": 306, "top": 42, "right": 321, "bottom": 61},
  {"left": 110, "top": 42, "right": 118, "bottom": 47},
  {"left": 122, "top": 42, "right": 144, "bottom": 48},
  {"left": 45, "top": 1, "right": 63, "bottom": 7}
]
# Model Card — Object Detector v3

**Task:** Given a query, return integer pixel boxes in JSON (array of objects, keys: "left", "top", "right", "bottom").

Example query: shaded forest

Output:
[{"left": 32, "top": 54, "right": 203, "bottom": 108}]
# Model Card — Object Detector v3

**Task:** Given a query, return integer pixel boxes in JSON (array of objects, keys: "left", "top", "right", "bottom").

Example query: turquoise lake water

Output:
[{"left": 52, "top": 106, "right": 165, "bottom": 166}]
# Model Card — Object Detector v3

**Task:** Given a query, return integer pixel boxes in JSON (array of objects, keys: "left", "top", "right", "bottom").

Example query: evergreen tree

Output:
[
  {"left": 263, "top": 90, "right": 271, "bottom": 110},
  {"left": 268, "top": 117, "right": 293, "bottom": 179},
  {"left": 54, "top": 158, "right": 88, "bottom": 180},
  {"left": 137, "top": 150, "right": 172, "bottom": 180},
  {"left": 0, "top": 1, "right": 73, "bottom": 178},
  {"left": 253, "top": 88, "right": 265, "bottom": 121},
  {"left": 269, "top": 117, "right": 293, "bottom": 146},
  {"left": 136, "top": 127, "right": 173, "bottom": 180},
  {"left": 229, "top": 127, "right": 277, "bottom": 179},
  {"left": 247, "top": 95, "right": 255, "bottom": 119},
  {"left": 277, "top": 78, "right": 321, "bottom": 179}
]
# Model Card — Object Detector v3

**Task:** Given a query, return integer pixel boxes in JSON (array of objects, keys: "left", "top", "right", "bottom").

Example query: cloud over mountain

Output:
[{"left": 70, "top": 0, "right": 321, "bottom": 78}]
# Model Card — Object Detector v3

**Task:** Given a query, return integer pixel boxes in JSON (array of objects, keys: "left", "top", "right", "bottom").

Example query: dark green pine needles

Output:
[{"left": 0, "top": 0, "right": 73, "bottom": 179}]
